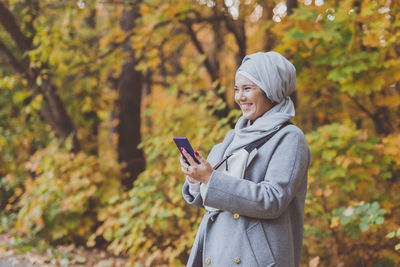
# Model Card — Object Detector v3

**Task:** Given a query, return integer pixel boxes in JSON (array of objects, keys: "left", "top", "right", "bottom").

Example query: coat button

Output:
[
  {"left": 234, "top": 257, "right": 241, "bottom": 264},
  {"left": 205, "top": 258, "right": 211, "bottom": 265},
  {"left": 233, "top": 213, "right": 240, "bottom": 219}
]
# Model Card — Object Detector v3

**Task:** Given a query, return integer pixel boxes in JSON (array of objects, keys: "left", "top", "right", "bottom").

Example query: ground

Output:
[{"left": 0, "top": 232, "right": 130, "bottom": 267}]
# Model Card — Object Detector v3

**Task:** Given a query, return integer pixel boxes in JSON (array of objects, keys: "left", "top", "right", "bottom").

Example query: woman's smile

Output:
[{"left": 240, "top": 103, "right": 253, "bottom": 112}]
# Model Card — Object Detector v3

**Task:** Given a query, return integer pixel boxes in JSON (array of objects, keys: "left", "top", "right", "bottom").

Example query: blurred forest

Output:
[{"left": 0, "top": 0, "right": 399, "bottom": 266}]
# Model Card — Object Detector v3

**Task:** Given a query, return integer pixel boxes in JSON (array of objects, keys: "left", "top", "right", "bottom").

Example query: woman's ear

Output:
[{"left": 260, "top": 90, "right": 275, "bottom": 108}]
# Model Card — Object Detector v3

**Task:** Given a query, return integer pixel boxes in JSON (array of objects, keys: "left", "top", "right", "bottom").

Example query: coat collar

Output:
[{"left": 209, "top": 130, "right": 259, "bottom": 168}]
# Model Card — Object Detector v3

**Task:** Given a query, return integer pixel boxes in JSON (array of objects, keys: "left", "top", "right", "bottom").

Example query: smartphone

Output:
[{"left": 173, "top": 137, "right": 200, "bottom": 165}]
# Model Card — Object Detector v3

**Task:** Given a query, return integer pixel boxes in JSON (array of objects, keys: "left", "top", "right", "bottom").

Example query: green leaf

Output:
[
  {"left": 76, "top": 257, "right": 87, "bottom": 263},
  {"left": 360, "top": 222, "right": 369, "bottom": 232},
  {"left": 386, "top": 231, "right": 395, "bottom": 239},
  {"left": 287, "top": 29, "right": 309, "bottom": 41},
  {"left": 291, "top": 7, "right": 319, "bottom": 20},
  {"left": 375, "top": 217, "right": 384, "bottom": 225},
  {"left": 12, "top": 90, "right": 30, "bottom": 104}
]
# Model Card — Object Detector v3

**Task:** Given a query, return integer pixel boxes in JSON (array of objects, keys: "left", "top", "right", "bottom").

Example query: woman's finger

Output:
[
  {"left": 181, "top": 148, "right": 196, "bottom": 166},
  {"left": 195, "top": 151, "right": 207, "bottom": 164},
  {"left": 180, "top": 154, "right": 188, "bottom": 167},
  {"left": 181, "top": 165, "right": 189, "bottom": 174}
]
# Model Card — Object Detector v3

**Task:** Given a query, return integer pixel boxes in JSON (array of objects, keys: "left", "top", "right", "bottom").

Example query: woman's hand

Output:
[{"left": 180, "top": 149, "right": 213, "bottom": 184}]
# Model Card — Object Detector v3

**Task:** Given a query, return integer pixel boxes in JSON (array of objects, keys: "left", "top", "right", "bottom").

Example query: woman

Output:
[{"left": 180, "top": 51, "right": 310, "bottom": 267}]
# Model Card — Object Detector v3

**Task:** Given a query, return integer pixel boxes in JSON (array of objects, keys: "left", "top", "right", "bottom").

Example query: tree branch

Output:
[
  {"left": 0, "top": 2, "right": 32, "bottom": 52},
  {"left": 0, "top": 39, "right": 26, "bottom": 73},
  {"left": 346, "top": 92, "right": 375, "bottom": 119},
  {"left": 221, "top": 2, "right": 246, "bottom": 66},
  {"left": 73, "top": 10, "right": 225, "bottom": 69},
  {"left": 154, "top": 10, "right": 226, "bottom": 31},
  {"left": 186, "top": 23, "right": 218, "bottom": 82}
]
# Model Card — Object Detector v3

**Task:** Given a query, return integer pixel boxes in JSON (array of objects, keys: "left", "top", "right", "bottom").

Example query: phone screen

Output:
[{"left": 173, "top": 137, "right": 200, "bottom": 165}]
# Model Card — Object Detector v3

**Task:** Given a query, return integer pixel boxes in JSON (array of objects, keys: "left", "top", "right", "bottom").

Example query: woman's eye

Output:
[{"left": 245, "top": 87, "right": 252, "bottom": 91}]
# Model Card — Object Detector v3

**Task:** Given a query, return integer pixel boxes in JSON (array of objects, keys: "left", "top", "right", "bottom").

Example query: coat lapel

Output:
[{"left": 246, "top": 148, "right": 258, "bottom": 168}]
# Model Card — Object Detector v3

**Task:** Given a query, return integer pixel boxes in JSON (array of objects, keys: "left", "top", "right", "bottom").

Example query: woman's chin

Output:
[{"left": 243, "top": 113, "right": 256, "bottom": 121}]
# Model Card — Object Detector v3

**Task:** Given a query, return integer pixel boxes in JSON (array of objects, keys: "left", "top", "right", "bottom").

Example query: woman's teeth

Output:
[{"left": 242, "top": 103, "right": 252, "bottom": 109}]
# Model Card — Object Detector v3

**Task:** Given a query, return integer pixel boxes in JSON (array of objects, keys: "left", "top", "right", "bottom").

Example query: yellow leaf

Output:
[
  {"left": 140, "top": 5, "right": 150, "bottom": 15},
  {"left": 369, "top": 165, "right": 380, "bottom": 175},
  {"left": 309, "top": 256, "right": 320, "bottom": 267},
  {"left": 381, "top": 201, "right": 394, "bottom": 214},
  {"left": 330, "top": 217, "right": 340, "bottom": 228},
  {"left": 323, "top": 185, "right": 332, "bottom": 197},
  {"left": 314, "top": 188, "right": 323, "bottom": 197}
]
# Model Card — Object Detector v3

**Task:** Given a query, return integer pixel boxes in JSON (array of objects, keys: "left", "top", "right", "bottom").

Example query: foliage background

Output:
[{"left": 0, "top": 0, "right": 399, "bottom": 266}]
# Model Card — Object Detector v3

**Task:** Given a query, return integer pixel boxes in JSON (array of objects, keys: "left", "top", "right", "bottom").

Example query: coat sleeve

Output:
[
  {"left": 181, "top": 130, "right": 235, "bottom": 209},
  {"left": 182, "top": 181, "right": 204, "bottom": 208},
  {"left": 181, "top": 143, "right": 216, "bottom": 208},
  {"left": 203, "top": 131, "right": 310, "bottom": 220}
]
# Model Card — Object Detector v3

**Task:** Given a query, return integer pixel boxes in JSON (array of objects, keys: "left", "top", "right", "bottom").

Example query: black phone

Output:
[{"left": 173, "top": 137, "right": 200, "bottom": 165}]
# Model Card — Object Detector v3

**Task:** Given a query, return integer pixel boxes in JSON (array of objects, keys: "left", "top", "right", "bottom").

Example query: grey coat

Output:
[{"left": 182, "top": 125, "right": 310, "bottom": 267}]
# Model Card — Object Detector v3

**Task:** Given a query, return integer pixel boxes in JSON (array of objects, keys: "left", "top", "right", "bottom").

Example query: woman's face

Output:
[{"left": 234, "top": 74, "right": 274, "bottom": 122}]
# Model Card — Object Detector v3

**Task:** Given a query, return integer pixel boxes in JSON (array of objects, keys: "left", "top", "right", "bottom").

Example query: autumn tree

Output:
[
  {"left": 0, "top": 1, "right": 79, "bottom": 150},
  {"left": 1, "top": 0, "right": 399, "bottom": 266}
]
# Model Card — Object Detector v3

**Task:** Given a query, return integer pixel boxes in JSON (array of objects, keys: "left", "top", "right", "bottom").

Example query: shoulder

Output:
[
  {"left": 254, "top": 124, "right": 310, "bottom": 168},
  {"left": 278, "top": 124, "right": 306, "bottom": 140},
  {"left": 270, "top": 124, "right": 309, "bottom": 152},
  {"left": 286, "top": 124, "right": 306, "bottom": 136},
  {"left": 223, "top": 129, "right": 235, "bottom": 143}
]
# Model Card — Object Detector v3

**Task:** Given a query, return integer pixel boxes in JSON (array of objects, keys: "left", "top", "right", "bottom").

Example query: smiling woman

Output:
[{"left": 179, "top": 51, "right": 310, "bottom": 267}]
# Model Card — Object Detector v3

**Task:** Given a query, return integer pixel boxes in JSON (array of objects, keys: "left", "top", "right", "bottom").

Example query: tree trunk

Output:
[
  {"left": 39, "top": 79, "right": 80, "bottom": 151},
  {"left": 286, "top": 0, "right": 298, "bottom": 16},
  {"left": 83, "top": 7, "right": 100, "bottom": 155},
  {"left": 286, "top": 0, "right": 298, "bottom": 107},
  {"left": 263, "top": 0, "right": 277, "bottom": 51},
  {"left": 117, "top": 3, "right": 145, "bottom": 189}
]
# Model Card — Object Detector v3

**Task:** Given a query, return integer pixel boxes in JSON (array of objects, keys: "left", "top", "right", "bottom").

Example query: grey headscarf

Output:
[{"left": 225, "top": 51, "right": 297, "bottom": 155}]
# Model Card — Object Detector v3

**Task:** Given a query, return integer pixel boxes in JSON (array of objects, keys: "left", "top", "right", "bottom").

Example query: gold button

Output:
[
  {"left": 233, "top": 213, "right": 240, "bottom": 219},
  {"left": 205, "top": 258, "right": 211, "bottom": 265},
  {"left": 234, "top": 257, "right": 241, "bottom": 264}
]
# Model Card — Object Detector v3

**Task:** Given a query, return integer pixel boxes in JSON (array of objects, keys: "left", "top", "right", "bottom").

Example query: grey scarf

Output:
[{"left": 225, "top": 51, "right": 296, "bottom": 156}]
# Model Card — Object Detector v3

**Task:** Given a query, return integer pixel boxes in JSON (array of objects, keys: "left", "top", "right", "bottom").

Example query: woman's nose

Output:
[{"left": 238, "top": 91, "right": 246, "bottom": 100}]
